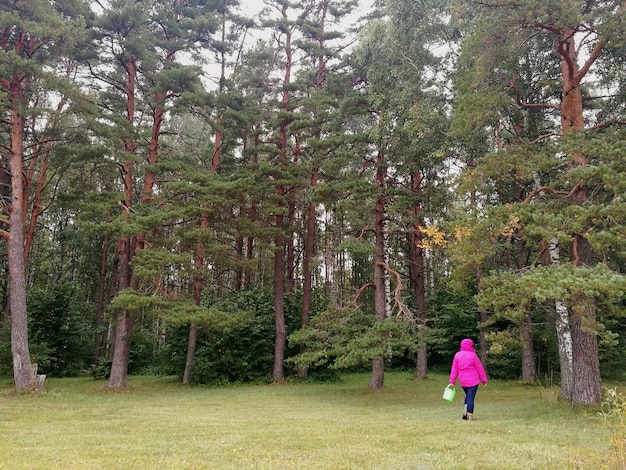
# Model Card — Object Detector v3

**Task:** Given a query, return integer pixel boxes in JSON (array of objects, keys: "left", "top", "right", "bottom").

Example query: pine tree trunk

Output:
[
  {"left": 100, "top": 257, "right": 119, "bottom": 360},
  {"left": 557, "top": 29, "right": 602, "bottom": 405},
  {"left": 108, "top": 310, "right": 131, "bottom": 388},
  {"left": 409, "top": 171, "right": 427, "bottom": 379},
  {"left": 107, "top": 56, "right": 137, "bottom": 388},
  {"left": 570, "top": 301, "right": 602, "bottom": 405},
  {"left": 511, "top": 182, "right": 537, "bottom": 382},
  {"left": 184, "top": 214, "right": 208, "bottom": 384},
  {"left": 370, "top": 356, "right": 385, "bottom": 390},
  {"left": 8, "top": 86, "right": 34, "bottom": 391},
  {"left": 568, "top": 235, "right": 601, "bottom": 405},
  {"left": 369, "top": 151, "right": 387, "bottom": 390},
  {"left": 182, "top": 323, "right": 198, "bottom": 385},
  {"left": 479, "top": 309, "right": 488, "bottom": 374},
  {"left": 272, "top": 163, "right": 287, "bottom": 382},
  {"left": 272, "top": 5, "right": 292, "bottom": 383},
  {"left": 520, "top": 311, "right": 536, "bottom": 382},
  {"left": 513, "top": 232, "right": 535, "bottom": 383},
  {"left": 235, "top": 234, "right": 244, "bottom": 292},
  {"left": 558, "top": 29, "right": 585, "bottom": 135},
  {"left": 243, "top": 135, "right": 257, "bottom": 289},
  {"left": 299, "top": 164, "right": 318, "bottom": 379},
  {"left": 273, "top": 229, "right": 286, "bottom": 383},
  {"left": 286, "top": 186, "right": 296, "bottom": 294},
  {"left": 273, "top": 117, "right": 287, "bottom": 383},
  {"left": 95, "top": 230, "right": 110, "bottom": 361},
  {"left": 413, "top": 242, "right": 427, "bottom": 380},
  {"left": 23, "top": 152, "right": 48, "bottom": 263},
  {"left": 476, "top": 265, "right": 489, "bottom": 375},
  {"left": 108, "top": 235, "right": 133, "bottom": 388},
  {"left": 245, "top": 232, "right": 254, "bottom": 288},
  {"left": 285, "top": 139, "right": 299, "bottom": 294}
]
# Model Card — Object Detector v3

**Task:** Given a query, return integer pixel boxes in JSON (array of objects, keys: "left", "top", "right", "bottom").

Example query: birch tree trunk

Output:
[
  {"left": 547, "top": 238, "right": 573, "bottom": 400},
  {"left": 534, "top": 169, "right": 573, "bottom": 397},
  {"left": 383, "top": 218, "right": 392, "bottom": 320}
]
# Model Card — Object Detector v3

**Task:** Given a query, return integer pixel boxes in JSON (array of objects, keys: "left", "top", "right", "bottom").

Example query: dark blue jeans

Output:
[{"left": 463, "top": 384, "right": 479, "bottom": 413}]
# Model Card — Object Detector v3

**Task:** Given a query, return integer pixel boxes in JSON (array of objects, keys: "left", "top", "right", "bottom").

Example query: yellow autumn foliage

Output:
[
  {"left": 418, "top": 225, "right": 448, "bottom": 249},
  {"left": 501, "top": 215, "right": 521, "bottom": 239},
  {"left": 454, "top": 225, "right": 471, "bottom": 240}
]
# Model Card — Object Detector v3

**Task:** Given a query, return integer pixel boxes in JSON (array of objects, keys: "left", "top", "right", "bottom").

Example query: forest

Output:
[{"left": 0, "top": 0, "right": 624, "bottom": 406}]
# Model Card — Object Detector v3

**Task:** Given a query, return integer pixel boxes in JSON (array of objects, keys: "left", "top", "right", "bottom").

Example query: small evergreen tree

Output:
[{"left": 28, "top": 283, "right": 93, "bottom": 377}]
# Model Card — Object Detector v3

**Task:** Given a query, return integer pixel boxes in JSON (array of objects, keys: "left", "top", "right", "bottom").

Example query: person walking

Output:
[{"left": 449, "top": 338, "right": 488, "bottom": 421}]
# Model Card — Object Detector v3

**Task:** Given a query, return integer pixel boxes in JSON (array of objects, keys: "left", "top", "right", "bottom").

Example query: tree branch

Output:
[
  {"left": 556, "top": 32, "right": 578, "bottom": 83},
  {"left": 577, "top": 1, "right": 624, "bottom": 81},
  {"left": 377, "top": 262, "right": 412, "bottom": 319},
  {"left": 346, "top": 282, "right": 375, "bottom": 309},
  {"left": 530, "top": 132, "right": 561, "bottom": 144},
  {"left": 506, "top": 81, "right": 561, "bottom": 111},
  {"left": 524, "top": 186, "right": 569, "bottom": 203},
  {"left": 576, "top": 36, "right": 608, "bottom": 82}
]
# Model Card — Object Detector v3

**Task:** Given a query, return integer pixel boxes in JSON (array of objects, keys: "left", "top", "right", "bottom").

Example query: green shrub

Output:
[
  {"left": 190, "top": 306, "right": 275, "bottom": 384},
  {"left": 158, "top": 288, "right": 307, "bottom": 385},
  {"left": 0, "top": 318, "right": 11, "bottom": 376},
  {"left": 28, "top": 282, "right": 94, "bottom": 377},
  {"left": 427, "top": 288, "right": 482, "bottom": 369},
  {"left": 598, "top": 312, "right": 626, "bottom": 380},
  {"left": 90, "top": 357, "right": 111, "bottom": 379}
]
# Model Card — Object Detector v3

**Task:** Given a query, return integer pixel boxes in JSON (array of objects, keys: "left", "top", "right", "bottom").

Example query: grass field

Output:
[{"left": 0, "top": 372, "right": 620, "bottom": 469}]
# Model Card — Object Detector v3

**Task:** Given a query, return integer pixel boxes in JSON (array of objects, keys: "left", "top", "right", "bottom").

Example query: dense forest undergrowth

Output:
[{"left": 1, "top": 286, "right": 624, "bottom": 388}]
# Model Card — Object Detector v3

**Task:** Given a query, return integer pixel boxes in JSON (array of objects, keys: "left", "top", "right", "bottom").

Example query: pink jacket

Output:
[{"left": 449, "top": 339, "right": 487, "bottom": 387}]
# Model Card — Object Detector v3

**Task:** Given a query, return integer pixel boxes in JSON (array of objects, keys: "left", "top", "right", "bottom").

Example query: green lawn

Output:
[{"left": 0, "top": 372, "right": 619, "bottom": 469}]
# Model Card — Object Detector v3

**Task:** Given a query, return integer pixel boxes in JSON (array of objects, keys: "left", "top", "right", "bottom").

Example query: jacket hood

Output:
[{"left": 460, "top": 339, "right": 474, "bottom": 351}]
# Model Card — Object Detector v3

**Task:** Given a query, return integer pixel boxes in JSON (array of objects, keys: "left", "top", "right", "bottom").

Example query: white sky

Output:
[
  {"left": 236, "top": 0, "right": 375, "bottom": 36},
  {"left": 200, "top": 0, "right": 375, "bottom": 86}
]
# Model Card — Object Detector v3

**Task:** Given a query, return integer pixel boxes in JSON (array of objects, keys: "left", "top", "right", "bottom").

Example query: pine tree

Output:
[
  {"left": 87, "top": 0, "right": 219, "bottom": 388},
  {"left": 0, "top": 0, "right": 88, "bottom": 391},
  {"left": 343, "top": 0, "right": 449, "bottom": 388},
  {"left": 451, "top": 0, "right": 626, "bottom": 404}
]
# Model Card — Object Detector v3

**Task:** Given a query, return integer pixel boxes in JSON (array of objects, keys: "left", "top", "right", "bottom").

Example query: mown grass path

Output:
[{"left": 0, "top": 373, "right": 617, "bottom": 469}]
